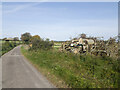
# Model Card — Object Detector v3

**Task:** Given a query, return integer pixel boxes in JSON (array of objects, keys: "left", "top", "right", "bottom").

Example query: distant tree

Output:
[
  {"left": 73, "top": 38, "right": 77, "bottom": 40},
  {"left": 45, "top": 38, "right": 49, "bottom": 42},
  {"left": 2, "top": 38, "right": 7, "bottom": 41},
  {"left": 21, "top": 32, "right": 32, "bottom": 44},
  {"left": 14, "top": 37, "right": 19, "bottom": 41},
  {"left": 80, "top": 33, "right": 86, "bottom": 38},
  {"left": 51, "top": 40, "right": 54, "bottom": 46}
]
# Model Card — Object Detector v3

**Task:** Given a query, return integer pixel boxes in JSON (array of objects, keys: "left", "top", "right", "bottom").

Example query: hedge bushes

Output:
[
  {"left": 1, "top": 41, "right": 20, "bottom": 56},
  {"left": 29, "top": 35, "right": 53, "bottom": 51},
  {"left": 20, "top": 33, "right": 53, "bottom": 51}
]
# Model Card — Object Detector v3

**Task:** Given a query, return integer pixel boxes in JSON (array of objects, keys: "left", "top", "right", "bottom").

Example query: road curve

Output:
[{"left": 2, "top": 45, "right": 55, "bottom": 88}]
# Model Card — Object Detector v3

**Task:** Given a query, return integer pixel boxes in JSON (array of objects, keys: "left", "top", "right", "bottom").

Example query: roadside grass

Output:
[{"left": 21, "top": 46, "right": 119, "bottom": 88}]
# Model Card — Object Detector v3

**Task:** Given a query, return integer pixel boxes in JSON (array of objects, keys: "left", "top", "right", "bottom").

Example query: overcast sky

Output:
[{"left": 2, "top": 2, "right": 118, "bottom": 41}]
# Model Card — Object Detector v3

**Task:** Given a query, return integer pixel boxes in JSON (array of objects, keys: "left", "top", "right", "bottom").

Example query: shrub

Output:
[
  {"left": 21, "top": 32, "right": 32, "bottom": 44},
  {"left": 30, "top": 35, "right": 53, "bottom": 51},
  {"left": 1, "top": 41, "right": 20, "bottom": 56}
]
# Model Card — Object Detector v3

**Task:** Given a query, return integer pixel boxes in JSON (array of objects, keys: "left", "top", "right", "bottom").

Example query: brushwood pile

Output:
[{"left": 60, "top": 34, "right": 118, "bottom": 58}]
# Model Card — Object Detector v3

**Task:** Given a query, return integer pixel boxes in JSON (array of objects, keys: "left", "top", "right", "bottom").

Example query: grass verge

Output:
[{"left": 21, "top": 46, "right": 119, "bottom": 88}]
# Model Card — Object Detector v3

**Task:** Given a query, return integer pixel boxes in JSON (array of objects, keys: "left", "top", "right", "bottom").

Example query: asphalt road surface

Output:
[{"left": 2, "top": 45, "right": 55, "bottom": 88}]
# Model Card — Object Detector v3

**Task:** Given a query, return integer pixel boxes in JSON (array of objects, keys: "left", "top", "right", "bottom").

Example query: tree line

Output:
[{"left": 21, "top": 32, "right": 54, "bottom": 50}]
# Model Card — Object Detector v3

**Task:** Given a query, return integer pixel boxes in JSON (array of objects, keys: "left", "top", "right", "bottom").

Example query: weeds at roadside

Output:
[{"left": 21, "top": 46, "right": 119, "bottom": 88}]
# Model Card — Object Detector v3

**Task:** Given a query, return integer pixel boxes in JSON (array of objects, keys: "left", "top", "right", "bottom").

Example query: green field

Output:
[
  {"left": 53, "top": 42, "right": 62, "bottom": 49},
  {"left": 21, "top": 46, "right": 119, "bottom": 88}
]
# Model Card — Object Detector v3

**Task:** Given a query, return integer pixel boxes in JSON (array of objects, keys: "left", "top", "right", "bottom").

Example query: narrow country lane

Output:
[{"left": 2, "top": 45, "right": 55, "bottom": 88}]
